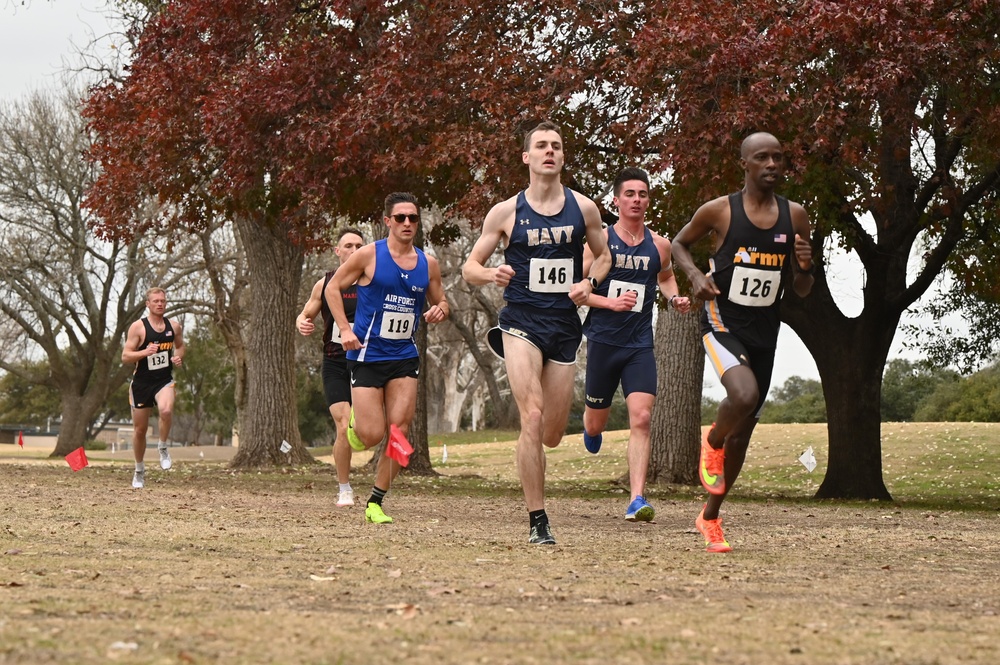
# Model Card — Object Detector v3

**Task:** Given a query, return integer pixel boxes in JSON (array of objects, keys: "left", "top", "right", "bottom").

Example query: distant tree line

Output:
[{"left": 698, "top": 359, "right": 1000, "bottom": 425}]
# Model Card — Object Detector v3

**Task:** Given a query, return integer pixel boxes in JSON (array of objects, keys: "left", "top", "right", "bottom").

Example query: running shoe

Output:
[
  {"left": 699, "top": 424, "right": 726, "bottom": 495},
  {"left": 695, "top": 505, "right": 732, "bottom": 553},
  {"left": 583, "top": 430, "right": 603, "bottom": 454},
  {"left": 528, "top": 521, "right": 556, "bottom": 545},
  {"left": 365, "top": 502, "right": 393, "bottom": 524},
  {"left": 625, "top": 495, "right": 655, "bottom": 522},
  {"left": 158, "top": 445, "right": 172, "bottom": 470},
  {"left": 131, "top": 469, "right": 145, "bottom": 489},
  {"left": 347, "top": 409, "right": 365, "bottom": 451},
  {"left": 336, "top": 489, "right": 355, "bottom": 507}
]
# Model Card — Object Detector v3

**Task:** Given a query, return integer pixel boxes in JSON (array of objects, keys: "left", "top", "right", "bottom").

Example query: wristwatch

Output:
[{"left": 588, "top": 277, "right": 599, "bottom": 289}]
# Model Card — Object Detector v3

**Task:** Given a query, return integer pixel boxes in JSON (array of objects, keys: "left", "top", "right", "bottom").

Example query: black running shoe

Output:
[{"left": 528, "top": 522, "right": 556, "bottom": 545}]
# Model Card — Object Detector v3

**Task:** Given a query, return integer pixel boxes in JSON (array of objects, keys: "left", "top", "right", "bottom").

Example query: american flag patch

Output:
[{"left": 774, "top": 233, "right": 787, "bottom": 242}]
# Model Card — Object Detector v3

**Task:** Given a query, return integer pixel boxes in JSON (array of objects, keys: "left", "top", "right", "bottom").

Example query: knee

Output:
[
  {"left": 726, "top": 385, "right": 760, "bottom": 417},
  {"left": 520, "top": 407, "right": 543, "bottom": 432},
  {"left": 629, "top": 409, "right": 652, "bottom": 434}
]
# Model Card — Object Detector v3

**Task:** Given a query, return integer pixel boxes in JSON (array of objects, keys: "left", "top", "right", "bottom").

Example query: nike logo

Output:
[
  {"left": 701, "top": 461, "right": 718, "bottom": 485},
  {"left": 350, "top": 376, "right": 357, "bottom": 385}
]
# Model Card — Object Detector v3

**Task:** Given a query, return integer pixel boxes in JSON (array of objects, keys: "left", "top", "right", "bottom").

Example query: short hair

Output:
[
  {"left": 522, "top": 120, "right": 563, "bottom": 152},
  {"left": 383, "top": 192, "right": 420, "bottom": 218},
  {"left": 145, "top": 287, "right": 165, "bottom": 301},
  {"left": 740, "top": 132, "right": 780, "bottom": 158},
  {"left": 337, "top": 227, "right": 364, "bottom": 243},
  {"left": 613, "top": 167, "right": 650, "bottom": 196}
]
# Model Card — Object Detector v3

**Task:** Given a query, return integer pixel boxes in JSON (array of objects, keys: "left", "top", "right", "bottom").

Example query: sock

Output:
[
  {"left": 158, "top": 440, "right": 168, "bottom": 450},
  {"left": 339, "top": 483, "right": 352, "bottom": 493},
  {"left": 368, "top": 486, "right": 387, "bottom": 507},
  {"left": 529, "top": 509, "right": 548, "bottom": 529},
  {"left": 135, "top": 462, "right": 145, "bottom": 472}
]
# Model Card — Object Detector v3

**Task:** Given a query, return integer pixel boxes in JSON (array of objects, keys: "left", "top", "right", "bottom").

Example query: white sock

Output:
[
  {"left": 135, "top": 462, "right": 145, "bottom": 472},
  {"left": 339, "top": 483, "right": 352, "bottom": 493},
  {"left": 158, "top": 441, "right": 168, "bottom": 450}
]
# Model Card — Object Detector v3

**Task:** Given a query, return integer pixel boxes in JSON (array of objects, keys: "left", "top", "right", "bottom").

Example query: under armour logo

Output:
[
  {"left": 611, "top": 244, "right": 620, "bottom": 250},
  {"left": 518, "top": 219, "right": 530, "bottom": 225},
  {"left": 400, "top": 272, "right": 408, "bottom": 279}
]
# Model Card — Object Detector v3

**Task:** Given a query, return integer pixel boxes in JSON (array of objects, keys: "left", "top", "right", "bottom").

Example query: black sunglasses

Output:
[{"left": 391, "top": 213, "right": 420, "bottom": 224}]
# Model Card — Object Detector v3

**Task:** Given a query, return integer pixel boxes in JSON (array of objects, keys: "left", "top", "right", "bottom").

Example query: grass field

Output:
[{"left": 1, "top": 422, "right": 998, "bottom": 664}]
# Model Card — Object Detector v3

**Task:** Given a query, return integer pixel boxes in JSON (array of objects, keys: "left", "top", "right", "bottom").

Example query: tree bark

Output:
[
  {"left": 406, "top": 317, "right": 435, "bottom": 475},
  {"left": 783, "top": 271, "right": 894, "bottom": 500},
  {"left": 230, "top": 214, "right": 310, "bottom": 468},
  {"left": 648, "top": 305, "right": 704, "bottom": 485}
]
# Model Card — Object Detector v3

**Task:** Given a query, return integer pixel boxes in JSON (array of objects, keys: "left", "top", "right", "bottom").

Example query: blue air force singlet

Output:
[
  {"left": 348, "top": 239, "right": 429, "bottom": 363},
  {"left": 502, "top": 187, "right": 586, "bottom": 310},
  {"left": 583, "top": 225, "right": 661, "bottom": 348},
  {"left": 701, "top": 192, "right": 795, "bottom": 348},
  {"left": 320, "top": 271, "right": 357, "bottom": 359}
]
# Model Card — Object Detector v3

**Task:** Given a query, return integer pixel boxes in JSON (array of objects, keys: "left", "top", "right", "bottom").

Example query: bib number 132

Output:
[{"left": 147, "top": 350, "right": 169, "bottom": 371}]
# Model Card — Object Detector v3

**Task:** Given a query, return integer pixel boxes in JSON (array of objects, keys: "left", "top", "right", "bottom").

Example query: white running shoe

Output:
[
  {"left": 132, "top": 469, "right": 145, "bottom": 489},
  {"left": 336, "top": 489, "right": 355, "bottom": 507},
  {"left": 159, "top": 446, "right": 172, "bottom": 470}
]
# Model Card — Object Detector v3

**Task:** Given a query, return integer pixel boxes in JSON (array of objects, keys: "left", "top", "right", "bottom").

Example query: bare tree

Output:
[
  {"left": 0, "top": 90, "right": 197, "bottom": 456},
  {"left": 427, "top": 213, "right": 518, "bottom": 430}
]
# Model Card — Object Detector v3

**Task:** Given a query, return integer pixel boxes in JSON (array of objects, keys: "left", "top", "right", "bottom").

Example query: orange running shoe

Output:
[
  {"left": 699, "top": 425, "right": 726, "bottom": 495},
  {"left": 696, "top": 505, "right": 732, "bottom": 553}
]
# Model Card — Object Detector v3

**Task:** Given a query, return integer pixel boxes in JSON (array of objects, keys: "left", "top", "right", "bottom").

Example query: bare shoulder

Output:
[
  {"left": 487, "top": 194, "right": 518, "bottom": 219},
  {"left": 569, "top": 188, "right": 599, "bottom": 213},
  {"left": 698, "top": 194, "right": 731, "bottom": 216},
  {"left": 788, "top": 199, "right": 809, "bottom": 219},
  {"left": 649, "top": 229, "right": 670, "bottom": 247}
]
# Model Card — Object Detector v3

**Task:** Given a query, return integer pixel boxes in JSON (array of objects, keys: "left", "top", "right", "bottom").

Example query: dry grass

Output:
[{"left": 1, "top": 423, "right": 998, "bottom": 664}]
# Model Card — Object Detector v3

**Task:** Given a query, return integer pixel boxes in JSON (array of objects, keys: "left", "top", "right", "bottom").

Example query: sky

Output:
[
  {"left": 0, "top": 1, "right": 944, "bottom": 401},
  {"left": 0, "top": 0, "right": 118, "bottom": 101}
]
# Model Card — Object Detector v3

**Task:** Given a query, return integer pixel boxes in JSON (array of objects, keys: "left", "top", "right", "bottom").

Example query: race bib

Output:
[
  {"left": 330, "top": 321, "right": 342, "bottom": 344},
  {"left": 728, "top": 265, "right": 781, "bottom": 307},
  {"left": 379, "top": 312, "right": 415, "bottom": 340},
  {"left": 147, "top": 350, "right": 169, "bottom": 371},
  {"left": 528, "top": 258, "right": 573, "bottom": 293},
  {"left": 607, "top": 279, "right": 645, "bottom": 313}
]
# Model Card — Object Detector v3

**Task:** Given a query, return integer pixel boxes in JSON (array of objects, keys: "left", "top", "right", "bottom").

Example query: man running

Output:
[{"left": 671, "top": 132, "right": 815, "bottom": 552}]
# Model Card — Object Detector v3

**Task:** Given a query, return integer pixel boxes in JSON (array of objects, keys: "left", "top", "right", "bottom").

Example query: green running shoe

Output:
[{"left": 365, "top": 502, "right": 393, "bottom": 524}]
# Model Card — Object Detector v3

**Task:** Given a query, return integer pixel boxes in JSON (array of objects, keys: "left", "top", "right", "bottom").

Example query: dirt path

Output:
[{"left": 1, "top": 456, "right": 997, "bottom": 665}]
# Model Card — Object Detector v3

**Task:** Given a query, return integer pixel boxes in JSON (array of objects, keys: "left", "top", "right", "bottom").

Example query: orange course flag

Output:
[
  {"left": 17, "top": 430, "right": 24, "bottom": 448},
  {"left": 386, "top": 425, "right": 413, "bottom": 467},
  {"left": 65, "top": 447, "right": 89, "bottom": 472}
]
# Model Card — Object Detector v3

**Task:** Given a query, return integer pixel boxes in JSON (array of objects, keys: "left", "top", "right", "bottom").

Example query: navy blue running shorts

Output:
[
  {"left": 488, "top": 303, "right": 582, "bottom": 365},
  {"left": 584, "top": 339, "right": 657, "bottom": 409}
]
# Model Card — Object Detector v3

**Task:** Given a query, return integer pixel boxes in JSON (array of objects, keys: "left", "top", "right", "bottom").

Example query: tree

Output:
[
  {"left": 880, "top": 358, "right": 959, "bottom": 422},
  {"left": 546, "top": 2, "right": 1000, "bottom": 499},
  {"left": 915, "top": 362, "right": 1000, "bottom": 422},
  {"left": 173, "top": 318, "right": 237, "bottom": 445},
  {"left": 0, "top": 90, "right": 192, "bottom": 457},
  {"left": 648, "top": 305, "right": 703, "bottom": 485},
  {"left": 760, "top": 376, "right": 827, "bottom": 424},
  {"left": 82, "top": 1, "right": 565, "bottom": 467},
  {"left": 0, "top": 362, "right": 61, "bottom": 427}
]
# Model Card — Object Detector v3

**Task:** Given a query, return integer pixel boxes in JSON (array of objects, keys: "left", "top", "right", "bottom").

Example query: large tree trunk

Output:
[
  {"left": 406, "top": 318, "right": 435, "bottom": 474},
  {"left": 783, "top": 271, "right": 894, "bottom": 500},
  {"left": 230, "top": 214, "right": 309, "bottom": 468},
  {"left": 53, "top": 394, "right": 96, "bottom": 457},
  {"left": 648, "top": 305, "right": 704, "bottom": 485}
]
